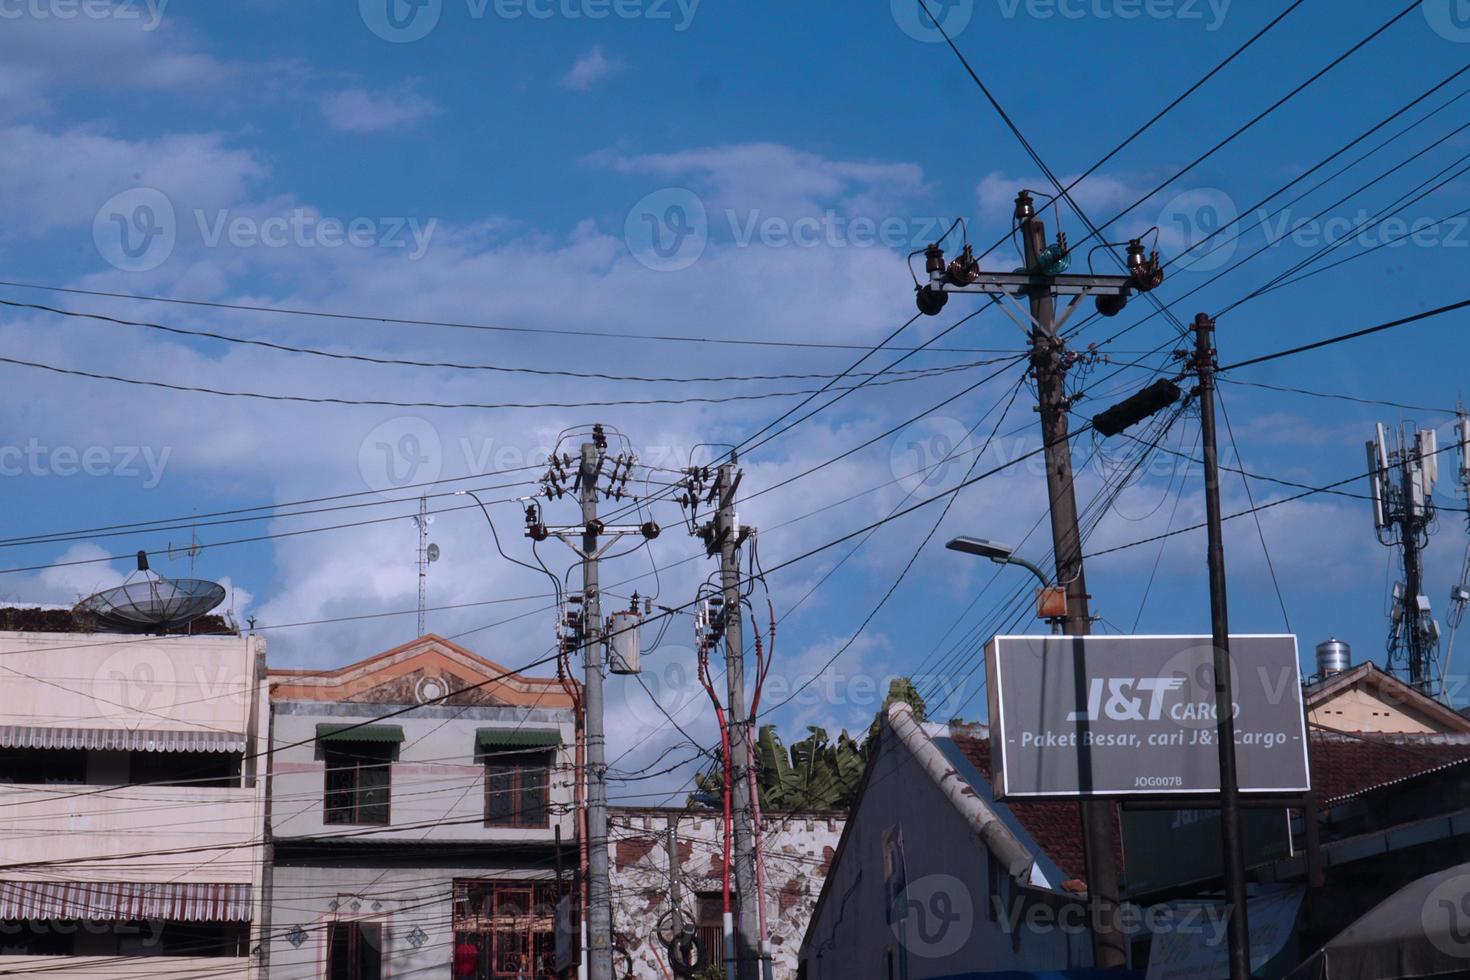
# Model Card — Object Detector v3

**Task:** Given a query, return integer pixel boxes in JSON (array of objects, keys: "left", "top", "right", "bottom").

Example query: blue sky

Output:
[{"left": 3, "top": 0, "right": 1470, "bottom": 794}]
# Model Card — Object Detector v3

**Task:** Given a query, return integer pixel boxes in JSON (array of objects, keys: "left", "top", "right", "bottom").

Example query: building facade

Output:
[
  {"left": 608, "top": 806, "right": 844, "bottom": 978},
  {"left": 266, "top": 635, "right": 579, "bottom": 980},
  {"left": 0, "top": 627, "right": 269, "bottom": 979}
]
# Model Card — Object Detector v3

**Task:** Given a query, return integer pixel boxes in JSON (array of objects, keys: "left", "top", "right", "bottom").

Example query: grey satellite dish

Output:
[
  {"left": 75, "top": 551, "right": 226, "bottom": 633},
  {"left": 427, "top": 543, "right": 441, "bottom": 563}
]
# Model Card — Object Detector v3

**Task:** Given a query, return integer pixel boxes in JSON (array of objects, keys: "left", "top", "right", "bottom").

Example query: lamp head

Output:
[{"left": 945, "top": 536, "right": 1015, "bottom": 563}]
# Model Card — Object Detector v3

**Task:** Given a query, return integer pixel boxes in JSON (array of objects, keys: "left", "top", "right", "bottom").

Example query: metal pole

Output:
[
  {"left": 716, "top": 462, "right": 761, "bottom": 980},
  {"left": 1399, "top": 447, "right": 1429, "bottom": 690},
  {"left": 667, "top": 814, "right": 683, "bottom": 937},
  {"left": 1017, "top": 190, "right": 1125, "bottom": 969},
  {"left": 580, "top": 442, "right": 613, "bottom": 980},
  {"left": 1193, "top": 312, "right": 1252, "bottom": 980},
  {"left": 254, "top": 645, "right": 273, "bottom": 980}
]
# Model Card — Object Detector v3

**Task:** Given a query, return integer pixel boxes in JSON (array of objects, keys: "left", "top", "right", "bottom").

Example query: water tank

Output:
[
  {"left": 608, "top": 611, "right": 641, "bottom": 675},
  {"left": 1316, "top": 637, "right": 1352, "bottom": 678}
]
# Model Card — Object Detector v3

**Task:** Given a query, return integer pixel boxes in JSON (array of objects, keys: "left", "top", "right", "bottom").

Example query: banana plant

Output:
[{"left": 687, "top": 676, "right": 926, "bottom": 811}]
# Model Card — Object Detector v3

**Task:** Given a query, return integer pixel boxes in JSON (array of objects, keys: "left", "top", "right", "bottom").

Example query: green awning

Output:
[
  {"left": 316, "top": 723, "right": 405, "bottom": 743},
  {"left": 476, "top": 728, "right": 561, "bottom": 750}
]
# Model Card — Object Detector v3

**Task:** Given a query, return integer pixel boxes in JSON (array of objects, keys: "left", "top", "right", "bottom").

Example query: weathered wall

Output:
[{"left": 607, "top": 807, "right": 844, "bottom": 979}]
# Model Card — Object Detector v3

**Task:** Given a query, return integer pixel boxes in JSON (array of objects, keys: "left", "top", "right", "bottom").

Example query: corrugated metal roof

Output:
[
  {"left": 0, "top": 726, "right": 245, "bottom": 753},
  {"left": 316, "top": 723, "right": 404, "bottom": 743},
  {"left": 476, "top": 728, "right": 561, "bottom": 749},
  {"left": 0, "top": 881, "right": 252, "bottom": 922}
]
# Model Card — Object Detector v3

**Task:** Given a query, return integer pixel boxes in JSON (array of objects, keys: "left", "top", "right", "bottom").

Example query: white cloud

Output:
[
  {"left": 319, "top": 85, "right": 440, "bottom": 134},
  {"left": 0, "top": 125, "right": 264, "bottom": 236},
  {"left": 559, "top": 46, "right": 623, "bottom": 92},
  {"left": 0, "top": 13, "right": 234, "bottom": 119},
  {"left": 604, "top": 142, "right": 929, "bottom": 220}
]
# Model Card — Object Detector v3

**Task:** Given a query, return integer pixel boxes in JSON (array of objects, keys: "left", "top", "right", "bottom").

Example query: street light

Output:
[{"left": 945, "top": 537, "right": 1061, "bottom": 634}]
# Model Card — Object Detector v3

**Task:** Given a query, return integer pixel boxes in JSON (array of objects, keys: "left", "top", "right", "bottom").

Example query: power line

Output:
[
  {"left": 1219, "top": 296, "right": 1470, "bottom": 372},
  {"left": 0, "top": 298, "right": 1017, "bottom": 384},
  {"left": 0, "top": 350, "right": 989, "bottom": 412},
  {"left": 1066, "top": 0, "right": 1426, "bottom": 257},
  {"left": 1219, "top": 377, "right": 1457, "bottom": 416},
  {"left": 0, "top": 278, "right": 1004, "bottom": 354}
]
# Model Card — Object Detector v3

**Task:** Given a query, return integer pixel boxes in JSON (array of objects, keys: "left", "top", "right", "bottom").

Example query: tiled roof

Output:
[
  {"left": 1308, "top": 732, "right": 1470, "bottom": 805},
  {"left": 946, "top": 730, "right": 1470, "bottom": 883}
]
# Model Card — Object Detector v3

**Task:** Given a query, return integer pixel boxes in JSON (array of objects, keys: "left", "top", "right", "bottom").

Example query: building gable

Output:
[
  {"left": 269, "top": 634, "right": 576, "bottom": 708},
  {"left": 1305, "top": 662, "right": 1470, "bottom": 735}
]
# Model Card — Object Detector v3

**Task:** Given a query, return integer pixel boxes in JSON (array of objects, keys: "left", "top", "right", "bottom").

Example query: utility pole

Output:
[
  {"left": 667, "top": 814, "right": 683, "bottom": 937},
  {"left": 531, "top": 429, "right": 659, "bottom": 980},
  {"left": 579, "top": 441, "right": 613, "bottom": 980},
  {"left": 714, "top": 462, "right": 760, "bottom": 980},
  {"left": 1017, "top": 190, "right": 1126, "bottom": 969},
  {"left": 1192, "top": 313, "right": 1251, "bottom": 980}
]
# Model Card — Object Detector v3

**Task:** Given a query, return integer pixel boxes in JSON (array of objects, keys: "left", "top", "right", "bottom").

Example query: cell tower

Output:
[
  {"left": 1367, "top": 422, "right": 1443, "bottom": 694},
  {"left": 1442, "top": 412, "right": 1470, "bottom": 698},
  {"left": 411, "top": 496, "right": 439, "bottom": 637}
]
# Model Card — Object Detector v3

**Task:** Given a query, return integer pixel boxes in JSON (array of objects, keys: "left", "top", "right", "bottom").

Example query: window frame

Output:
[
  {"left": 322, "top": 741, "right": 393, "bottom": 826},
  {"left": 452, "top": 879, "right": 560, "bottom": 979},
  {"left": 327, "top": 920, "right": 382, "bottom": 980},
  {"left": 483, "top": 750, "right": 552, "bottom": 829}
]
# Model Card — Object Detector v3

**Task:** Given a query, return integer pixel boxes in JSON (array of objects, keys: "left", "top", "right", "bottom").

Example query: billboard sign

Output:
[{"left": 985, "top": 634, "right": 1309, "bottom": 798}]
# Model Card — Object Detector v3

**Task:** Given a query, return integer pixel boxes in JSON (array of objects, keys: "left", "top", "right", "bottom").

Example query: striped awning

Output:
[
  {"left": 0, "top": 881, "right": 252, "bottom": 922},
  {"left": 476, "top": 728, "right": 561, "bottom": 749},
  {"left": 316, "top": 723, "right": 404, "bottom": 743},
  {"left": 0, "top": 726, "right": 246, "bottom": 753}
]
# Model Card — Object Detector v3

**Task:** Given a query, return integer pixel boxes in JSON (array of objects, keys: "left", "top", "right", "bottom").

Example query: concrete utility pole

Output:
[
  {"left": 580, "top": 441, "right": 613, "bottom": 980},
  {"left": 666, "top": 814, "right": 683, "bottom": 936},
  {"left": 1017, "top": 191, "right": 1126, "bottom": 969},
  {"left": 714, "top": 463, "right": 761, "bottom": 980},
  {"left": 1191, "top": 314, "right": 1251, "bottom": 980}
]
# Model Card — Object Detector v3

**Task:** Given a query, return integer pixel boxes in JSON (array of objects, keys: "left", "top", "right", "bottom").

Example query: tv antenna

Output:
[
  {"left": 1367, "top": 422, "right": 1443, "bottom": 695},
  {"left": 412, "top": 496, "right": 439, "bottom": 637},
  {"left": 167, "top": 522, "right": 205, "bottom": 576}
]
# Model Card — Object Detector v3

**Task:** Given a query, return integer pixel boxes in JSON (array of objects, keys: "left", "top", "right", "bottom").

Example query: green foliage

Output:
[
  {"left": 867, "top": 676, "right": 928, "bottom": 744},
  {"left": 687, "top": 676, "right": 926, "bottom": 813}
]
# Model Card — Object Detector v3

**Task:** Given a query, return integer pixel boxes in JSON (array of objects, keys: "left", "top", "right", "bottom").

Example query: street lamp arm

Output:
[{"left": 1004, "top": 556, "right": 1052, "bottom": 589}]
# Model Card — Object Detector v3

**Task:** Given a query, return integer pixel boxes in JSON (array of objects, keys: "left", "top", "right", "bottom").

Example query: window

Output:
[
  {"left": 452, "top": 880, "right": 560, "bottom": 979},
  {"left": 328, "top": 921, "right": 382, "bottom": 980},
  {"left": 130, "top": 751, "right": 240, "bottom": 788},
  {"left": 0, "top": 920, "right": 247, "bottom": 957},
  {"left": 0, "top": 749, "right": 86, "bottom": 785},
  {"left": 324, "top": 742, "right": 392, "bottom": 825},
  {"left": 484, "top": 751, "right": 551, "bottom": 829}
]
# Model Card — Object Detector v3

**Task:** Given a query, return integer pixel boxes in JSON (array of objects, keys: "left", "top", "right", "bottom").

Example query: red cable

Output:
[{"left": 698, "top": 640, "right": 733, "bottom": 919}]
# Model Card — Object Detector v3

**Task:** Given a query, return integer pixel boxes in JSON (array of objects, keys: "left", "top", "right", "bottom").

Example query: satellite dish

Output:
[
  {"left": 427, "top": 543, "right": 441, "bottom": 563},
  {"left": 75, "top": 551, "right": 226, "bottom": 633}
]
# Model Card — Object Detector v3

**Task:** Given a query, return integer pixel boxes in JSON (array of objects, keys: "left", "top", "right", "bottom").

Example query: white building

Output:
[
  {"left": 266, "top": 634, "right": 579, "bottom": 980},
  {"left": 608, "top": 806, "right": 844, "bottom": 978},
  {"left": 0, "top": 626, "right": 269, "bottom": 979}
]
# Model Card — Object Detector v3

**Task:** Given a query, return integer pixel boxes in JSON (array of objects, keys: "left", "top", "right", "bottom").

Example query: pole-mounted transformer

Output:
[{"left": 1090, "top": 379, "right": 1183, "bottom": 437}]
